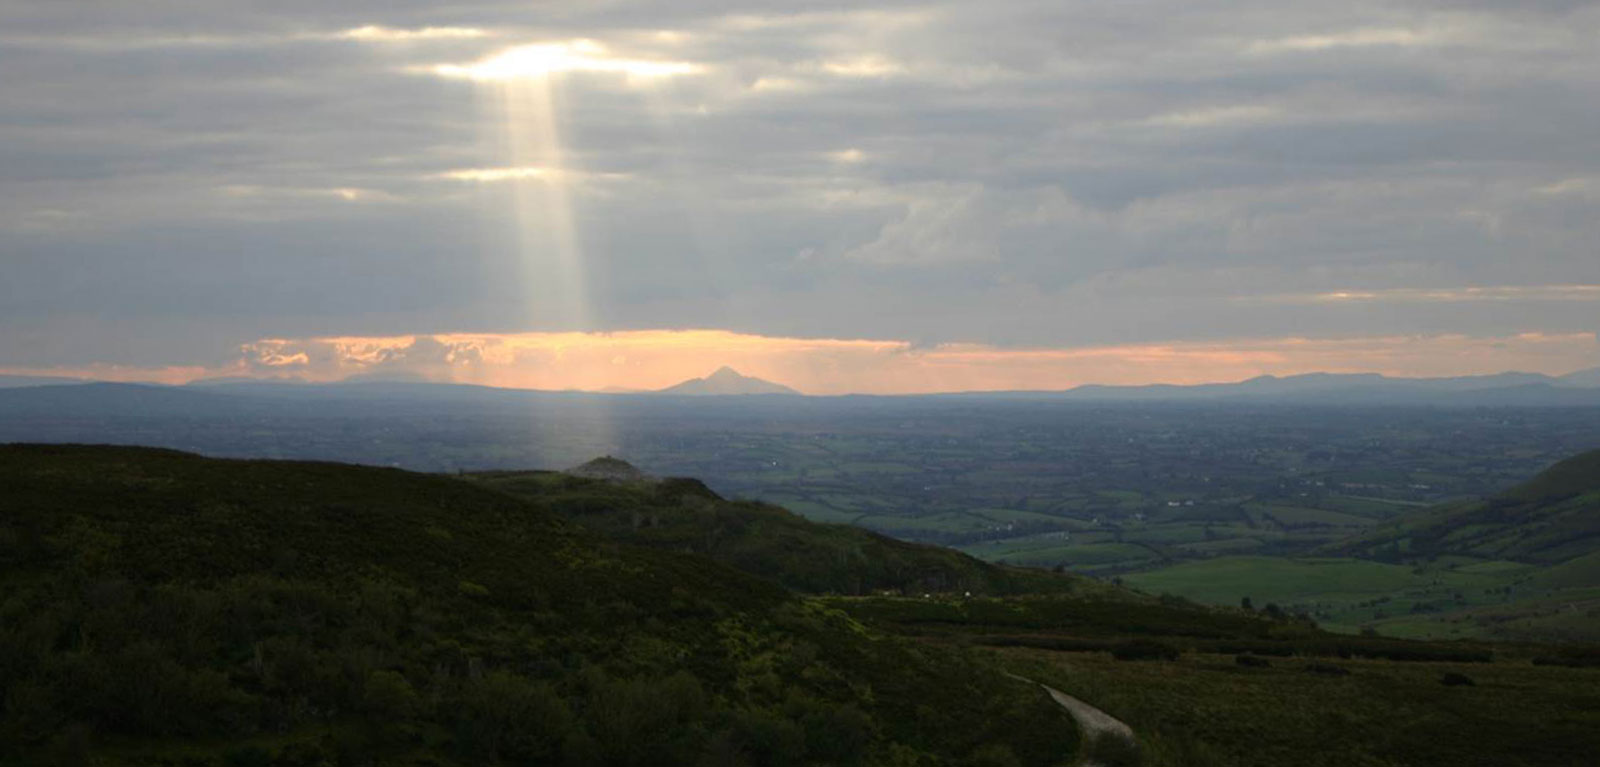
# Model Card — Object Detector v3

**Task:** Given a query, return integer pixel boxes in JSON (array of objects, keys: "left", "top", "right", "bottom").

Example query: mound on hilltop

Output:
[{"left": 566, "top": 455, "right": 649, "bottom": 482}]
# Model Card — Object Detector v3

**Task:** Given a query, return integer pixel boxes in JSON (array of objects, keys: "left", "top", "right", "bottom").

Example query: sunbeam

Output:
[{"left": 432, "top": 39, "right": 705, "bottom": 456}]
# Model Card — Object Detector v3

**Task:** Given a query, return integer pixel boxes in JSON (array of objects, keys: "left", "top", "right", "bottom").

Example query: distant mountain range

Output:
[
  {"left": 2, "top": 366, "right": 1597, "bottom": 405},
  {"left": 1042, "top": 368, "right": 1600, "bottom": 405},
  {"left": 0, "top": 374, "right": 93, "bottom": 389},
  {"left": 656, "top": 366, "right": 800, "bottom": 395}
]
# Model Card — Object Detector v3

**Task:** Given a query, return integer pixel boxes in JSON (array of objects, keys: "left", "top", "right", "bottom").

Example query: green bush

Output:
[
  {"left": 452, "top": 671, "right": 574, "bottom": 763},
  {"left": 1085, "top": 734, "right": 1143, "bottom": 767},
  {"left": 1111, "top": 640, "right": 1180, "bottom": 662}
]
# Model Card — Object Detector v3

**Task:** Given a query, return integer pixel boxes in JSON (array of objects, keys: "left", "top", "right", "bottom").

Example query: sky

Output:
[{"left": 2, "top": 0, "right": 1597, "bottom": 394}]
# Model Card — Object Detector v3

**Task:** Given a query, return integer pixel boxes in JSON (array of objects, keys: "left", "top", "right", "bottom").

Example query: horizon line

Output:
[{"left": 4, "top": 363, "right": 1597, "bottom": 398}]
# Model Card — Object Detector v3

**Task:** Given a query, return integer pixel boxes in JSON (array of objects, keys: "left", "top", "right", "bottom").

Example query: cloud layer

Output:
[{"left": 2, "top": 1, "right": 1597, "bottom": 385}]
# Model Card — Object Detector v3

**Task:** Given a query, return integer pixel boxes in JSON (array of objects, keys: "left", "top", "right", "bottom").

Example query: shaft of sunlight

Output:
[
  {"left": 476, "top": 67, "right": 614, "bottom": 454},
  {"left": 495, "top": 72, "right": 589, "bottom": 331},
  {"left": 442, "top": 38, "right": 708, "bottom": 456}
]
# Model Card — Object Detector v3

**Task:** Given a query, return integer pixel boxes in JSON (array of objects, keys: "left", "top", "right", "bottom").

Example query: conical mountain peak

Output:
[{"left": 658, "top": 367, "right": 800, "bottom": 396}]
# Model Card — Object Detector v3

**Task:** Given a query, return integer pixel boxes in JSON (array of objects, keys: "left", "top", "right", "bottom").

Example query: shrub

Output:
[
  {"left": 1531, "top": 645, "right": 1600, "bottom": 668},
  {"left": 452, "top": 671, "right": 573, "bottom": 763},
  {"left": 1111, "top": 639, "right": 1180, "bottom": 662},
  {"left": 223, "top": 746, "right": 273, "bottom": 767},
  {"left": 1085, "top": 734, "right": 1143, "bottom": 767},
  {"left": 362, "top": 670, "right": 419, "bottom": 721},
  {"left": 1158, "top": 593, "right": 1194, "bottom": 608},
  {"left": 964, "top": 743, "right": 1022, "bottom": 767},
  {"left": 1440, "top": 672, "right": 1475, "bottom": 687}
]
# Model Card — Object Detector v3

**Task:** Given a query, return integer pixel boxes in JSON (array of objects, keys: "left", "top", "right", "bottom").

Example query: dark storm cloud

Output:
[{"left": 1, "top": 0, "right": 1597, "bottom": 367}]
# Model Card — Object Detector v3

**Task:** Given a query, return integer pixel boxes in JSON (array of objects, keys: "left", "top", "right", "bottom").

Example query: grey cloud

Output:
[{"left": 2, "top": 0, "right": 1598, "bottom": 366}]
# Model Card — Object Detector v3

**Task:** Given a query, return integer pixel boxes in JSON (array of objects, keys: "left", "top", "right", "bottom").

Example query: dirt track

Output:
[{"left": 1008, "top": 673, "right": 1135, "bottom": 765}]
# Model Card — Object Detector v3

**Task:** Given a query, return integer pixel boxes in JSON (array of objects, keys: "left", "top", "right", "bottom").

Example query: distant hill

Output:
[
  {"left": 471, "top": 461, "right": 1086, "bottom": 597},
  {"left": 0, "top": 444, "right": 1072, "bottom": 766},
  {"left": 1559, "top": 366, "right": 1600, "bottom": 388},
  {"left": 0, "top": 381, "right": 245, "bottom": 417},
  {"left": 658, "top": 366, "right": 800, "bottom": 395},
  {"left": 8, "top": 367, "right": 1596, "bottom": 405},
  {"left": 0, "top": 374, "right": 91, "bottom": 388},
  {"left": 1053, "top": 369, "right": 1600, "bottom": 405},
  {"left": 184, "top": 374, "right": 310, "bottom": 386},
  {"left": 1326, "top": 449, "right": 1600, "bottom": 565}
]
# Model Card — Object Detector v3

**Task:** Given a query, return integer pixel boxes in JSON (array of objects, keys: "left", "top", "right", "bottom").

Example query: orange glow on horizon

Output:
[{"left": 2, "top": 329, "right": 1595, "bottom": 395}]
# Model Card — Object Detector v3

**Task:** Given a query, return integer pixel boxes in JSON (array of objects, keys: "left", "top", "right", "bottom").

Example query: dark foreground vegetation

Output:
[
  {"left": 820, "top": 592, "right": 1600, "bottom": 766},
  {"left": 1004, "top": 649, "right": 1600, "bottom": 767},
  {"left": 0, "top": 445, "right": 1071, "bottom": 766},
  {"left": 6, "top": 443, "right": 1600, "bottom": 766}
]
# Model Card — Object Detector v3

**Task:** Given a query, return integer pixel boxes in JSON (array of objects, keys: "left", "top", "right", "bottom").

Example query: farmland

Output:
[
  {"left": 8, "top": 392, "right": 1597, "bottom": 561},
  {"left": 7, "top": 390, "right": 1600, "bottom": 639}
]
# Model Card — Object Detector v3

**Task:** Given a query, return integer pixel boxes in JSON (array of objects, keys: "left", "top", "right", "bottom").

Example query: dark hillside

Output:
[
  {"left": 0, "top": 383, "right": 246, "bottom": 418},
  {"left": 468, "top": 468, "right": 1088, "bottom": 597},
  {"left": 0, "top": 444, "right": 1072, "bottom": 766},
  {"left": 1324, "top": 449, "right": 1600, "bottom": 565},
  {"left": 1501, "top": 449, "right": 1600, "bottom": 503}
]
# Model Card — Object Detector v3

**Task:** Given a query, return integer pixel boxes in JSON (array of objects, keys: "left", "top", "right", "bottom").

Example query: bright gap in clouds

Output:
[
  {"left": 341, "top": 25, "right": 490, "bottom": 42},
  {"left": 430, "top": 40, "right": 702, "bottom": 82},
  {"left": 438, "top": 167, "right": 555, "bottom": 182}
]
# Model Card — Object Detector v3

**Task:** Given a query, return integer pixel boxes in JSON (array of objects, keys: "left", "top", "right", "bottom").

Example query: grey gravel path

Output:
[{"left": 1007, "top": 672, "right": 1136, "bottom": 765}]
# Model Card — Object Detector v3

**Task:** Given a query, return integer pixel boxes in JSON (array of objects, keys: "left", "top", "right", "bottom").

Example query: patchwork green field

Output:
[
  {"left": 1119, "top": 555, "right": 1600, "bottom": 641},
  {"left": 1114, "top": 451, "right": 1600, "bottom": 641},
  {"left": 16, "top": 396, "right": 1597, "bottom": 560},
  {"left": 1123, "top": 556, "right": 1542, "bottom": 635}
]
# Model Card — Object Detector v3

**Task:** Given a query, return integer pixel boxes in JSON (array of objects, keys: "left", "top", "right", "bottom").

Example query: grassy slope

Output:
[
  {"left": 1124, "top": 557, "right": 1468, "bottom": 606},
  {"left": 468, "top": 469, "right": 1089, "bottom": 597},
  {"left": 0, "top": 445, "right": 1073, "bottom": 766},
  {"left": 1122, "top": 451, "right": 1600, "bottom": 641},
  {"left": 1326, "top": 449, "right": 1600, "bottom": 564}
]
